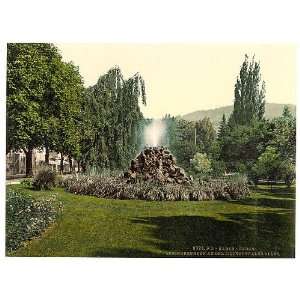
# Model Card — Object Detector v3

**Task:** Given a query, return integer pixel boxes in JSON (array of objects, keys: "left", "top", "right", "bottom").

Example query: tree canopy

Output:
[
  {"left": 229, "top": 55, "right": 266, "bottom": 126},
  {"left": 7, "top": 43, "right": 84, "bottom": 175},
  {"left": 195, "top": 117, "right": 216, "bottom": 154},
  {"left": 81, "top": 67, "right": 147, "bottom": 172}
]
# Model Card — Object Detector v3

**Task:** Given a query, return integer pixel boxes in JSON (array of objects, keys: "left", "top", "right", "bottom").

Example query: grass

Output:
[{"left": 6, "top": 184, "right": 295, "bottom": 258}]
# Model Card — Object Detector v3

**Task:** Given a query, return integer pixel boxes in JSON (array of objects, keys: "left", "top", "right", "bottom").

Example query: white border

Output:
[{"left": 0, "top": 1, "right": 299, "bottom": 300}]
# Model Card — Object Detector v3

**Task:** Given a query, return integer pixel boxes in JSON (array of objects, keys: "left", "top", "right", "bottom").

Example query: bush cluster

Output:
[
  {"left": 63, "top": 175, "right": 249, "bottom": 201},
  {"left": 20, "top": 178, "right": 32, "bottom": 188},
  {"left": 32, "top": 166, "right": 56, "bottom": 190},
  {"left": 6, "top": 189, "right": 63, "bottom": 253},
  {"left": 55, "top": 174, "right": 66, "bottom": 188}
]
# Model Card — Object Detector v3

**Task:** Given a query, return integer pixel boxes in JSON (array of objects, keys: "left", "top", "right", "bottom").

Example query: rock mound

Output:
[{"left": 124, "top": 146, "right": 191, "bottom": 184}]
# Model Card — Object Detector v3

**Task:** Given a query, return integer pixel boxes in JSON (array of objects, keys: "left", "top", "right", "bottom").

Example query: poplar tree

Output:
[{"left": 230, "top": 55, "right": 266, "bottom": 126}]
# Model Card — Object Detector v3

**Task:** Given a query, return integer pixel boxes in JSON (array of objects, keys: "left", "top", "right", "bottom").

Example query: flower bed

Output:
[
  {"left": 63, "top": 175, "right": 249, "bottom": 201},
  {"left": 6, "top": 189, "right": 63, "bottom": 253}
]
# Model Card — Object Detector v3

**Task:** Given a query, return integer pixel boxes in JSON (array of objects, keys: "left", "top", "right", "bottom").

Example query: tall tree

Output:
[
  {"left": 217, "top": 114, "right": 228, "bottom": 140},
  {"left": 7, "top": 43, "right": 84, "bottom": 175},
  {"left": 7, "top": 43, "right": 62, "bottom": 176},
  {"left": 82, "top": 67, "right": 146, "bottom": 172},
  {"left": 220, "top": 119, "right": 271, "bottom": 170},
  {"left": 170, "top": 119, "right": 197, "bottom": 169},
  {"left": 252, "top": 146, "right": 281, "bottom": 188},
  {"left": 229, "top": 55, "right": 266, "bottom": 126},
  {"left": 269, "top": 105, "right": 296, "bottom": 162},
  {"left": 50, "top": 61, "right": 84, "bottom": 173},
  {"left": 195, "top": 117, "right": 216, "bottom": 154}
]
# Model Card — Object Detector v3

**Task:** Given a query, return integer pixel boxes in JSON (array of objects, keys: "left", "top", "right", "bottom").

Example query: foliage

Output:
[
  {"left": 252, "top": 146, "right": 281, "bottom": 181},
  {"left": 220, "top": 174, "right": 250, "bottom": 200},
  {"left": 229, "top": 54, "right": 265, "bottom": 126},
  {"left": 217, "top": 114, "right": 229, "bottom": 160},
  {"left": 195, "top": 117, "right": 216, "bottom": 153},
  {"left": 6, "top": 189, "right": 62, "bottom": 253},
  {"left": 63, "top": 175, "right": 249, "bottom": 201},
  {"left": 49, "top": 61, "right": 84, "bottom": 171},
  {"left": 55, "top": 175, "right": 65, "bottom": 187},
  {"left": 236, "top": 162, "right": 247, "bottom": 174},
  {"left": 279, "top": 160, "right": 295, "bottom": 187},
  {"left": 80, "top": 67, "right": 146, "bottom": 171},
  {"left": 169, "top": 119, "right": 197, "bottom": 169},
  {"left": 220, "top": 55, "right": 268, "bottom": 174},
  {"left": 7, "top": 43, "right": 58, "bottom": 153},
  {"left": 164, "top": 117, "right": 217, "bottom": 170},
  {"left": 269, "top": 105, "right": 296, "bottom": 162},
  {"left": 7, "top": 43, "right": 84, "bottom": 175},
  {"left": 190, "top": 152, "right": 212, "bottom": 178},
  {"left": 7, "top": 44, "right": 60, "bottom": 175},
  {"left": 211, "top": 160, "right": 226, "bottom": 177},
  {"left": 252, "top": 140, "right": 295, "bottom": 188},
  {"left": 220, "top": 119, "right": 270, "bottom": 170},
  {"left": 219, "top": 104, "right": 296, "bottom": 182},
  {"left": 218, "top": 114, "right": 228, "bottom": 140},
  {"left": 32, "top": 166, "right": 57, "bottom": 190},
  {"left": 20, "top": 178, "right": 32, "bottom": 188}
]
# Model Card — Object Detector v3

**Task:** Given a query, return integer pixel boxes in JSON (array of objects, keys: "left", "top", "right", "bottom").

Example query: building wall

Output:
[
  {"left": 6, "top": 151, "right": 26, "bottom": 176},
  {"left": 6, "top": 149, "right": 77, "bottom": 177}
]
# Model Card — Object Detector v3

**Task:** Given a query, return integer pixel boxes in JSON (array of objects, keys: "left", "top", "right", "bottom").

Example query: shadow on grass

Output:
[
  {"left": 130, "top": 211, "right": 295, "bottom": 258},
  {"left": 229, "top": 185, "right": 296, "bottom": 209},
  {"left": 230, "top": 197, "right": 295, "bottom": 209},
  {"left": 252, "top": 186, "right": 295, "bottom": 198}
]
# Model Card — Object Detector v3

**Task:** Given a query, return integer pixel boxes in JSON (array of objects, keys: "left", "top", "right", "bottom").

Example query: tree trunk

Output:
[
  {"left": 77, "top": 160, "right": 80, "bottom": 173},
  {"left": 60, "top": 153, "right": 64, "bottom": 174},
  {"left": 25, "top": 147, "right": 33, "bottom": 177},
  {"left": 45, "top": 146, "right": 50, "bottom": 165},
  {"left": 82, "top": 162, "right": 86, "bottom": 173},
  {"left": 69, "top": 155, "right": 73, "bottom": 173}
]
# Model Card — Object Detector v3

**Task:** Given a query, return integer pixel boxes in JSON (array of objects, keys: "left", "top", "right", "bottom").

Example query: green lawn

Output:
[{"left": 7, "top": 184, "right": 295, "bottom": 257}]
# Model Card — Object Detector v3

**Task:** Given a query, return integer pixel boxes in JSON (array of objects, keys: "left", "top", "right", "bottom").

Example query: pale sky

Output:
[{"left": 57, "top": 44, "right": 296, "bottom": 118}]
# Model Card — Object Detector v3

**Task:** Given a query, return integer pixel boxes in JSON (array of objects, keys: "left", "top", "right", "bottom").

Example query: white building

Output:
[{"left": 6, "top": 149, "right": 77, "bottom": 178}]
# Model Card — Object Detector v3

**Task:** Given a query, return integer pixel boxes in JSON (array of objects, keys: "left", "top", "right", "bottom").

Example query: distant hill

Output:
[{"left": 181, "top": 103, "right": 296, "bottom": 127}]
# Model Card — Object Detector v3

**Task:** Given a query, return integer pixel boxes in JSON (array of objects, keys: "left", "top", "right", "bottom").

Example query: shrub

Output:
[
  {"left": 225, "top": 174, "right": 249, "bottom": 199},
  {"left": 211, "top": 160, "right": 226, "bottom": 177},
  {"left": 64, "top": 175, "right": 249, "bottom": 201},
  {"left": 32, "top": 166, "right": 56, "bottom": 190},
  {"left": 236, "top": 162, "right": 247, "bottom": 174},
  {"left": 6, "top": 189, "right": 63, "bottom": 253},
  {"left": 280, "top": 160, "right": 295, "bottom": 187},
  {"left": 55, "top": 175, "right": 65, "bottom": 187},
  {"left": 20, "top": 178, "right": 32, "bottom": 188},
  {"left": 252, "top": 146, "right": 281, "bottom": 182},
  {"left": 190, "top": 153, "right": 212, "bottom": 178},
  {"left": 252, "top": 147, "right": 296, "bottom": 187}
]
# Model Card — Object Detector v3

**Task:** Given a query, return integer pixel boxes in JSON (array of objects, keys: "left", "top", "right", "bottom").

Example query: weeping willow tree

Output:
[{"left": 81, "top": 67, "right": 146, "bottom": 172}]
